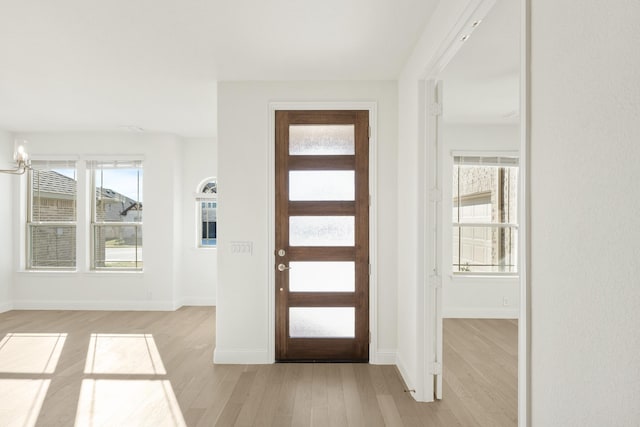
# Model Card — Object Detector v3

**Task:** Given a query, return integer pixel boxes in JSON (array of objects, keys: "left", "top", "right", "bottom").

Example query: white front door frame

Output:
[{"left": 266, "top": 101, "right": 381, "bottom": 364}]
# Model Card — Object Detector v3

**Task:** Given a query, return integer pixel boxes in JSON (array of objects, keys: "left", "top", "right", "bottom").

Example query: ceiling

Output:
[
  {"left": 440, "top": 0, "right": 520, "bottom": 124},
  {"left": 0, "top": 0, "right": 438, "bottom": 137}
]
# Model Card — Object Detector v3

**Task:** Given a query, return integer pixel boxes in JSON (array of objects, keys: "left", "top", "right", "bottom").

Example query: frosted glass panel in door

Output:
[
  {"left": 289, "top": 307, "right": 355, "bottom": 338},
  {"left": 289, "top": 216, "right": 354, "bottom": 246},
  {"left": 289, "top": 171, "right": 355, "bottom": 201},
  {"left": 289, "top": 125, "right": 355, "bottom": 155},
  {"left": 289, "top": 262, "right": 355, "bottom": 292}
]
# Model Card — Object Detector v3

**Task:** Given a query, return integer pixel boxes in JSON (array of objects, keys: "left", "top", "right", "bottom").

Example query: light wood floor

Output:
[{"left": 0, "top": 307, "right": 517, "bottom": 426}]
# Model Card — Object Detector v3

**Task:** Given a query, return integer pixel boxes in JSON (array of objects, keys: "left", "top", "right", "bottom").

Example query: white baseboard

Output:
[
  {"left": 443, "top": 306, "right": 519, "bottom": 319},
  {"left": 0, "top": 302, "right": 13, "bottom": 313},
  {"left": 213, "top": 348, "right": 271, "bottom": 364},
  {"left": 372, "top": 349, "right": 397, "bottom": 365},
  {"left": 395, "top": 352, "right": 416, "bottom": 395},
  {"left": 178, "top": 297, "right": 216, "bottom": 307},
  {"left": 11, "top": 300, "right": 178, "bottom": 311}
]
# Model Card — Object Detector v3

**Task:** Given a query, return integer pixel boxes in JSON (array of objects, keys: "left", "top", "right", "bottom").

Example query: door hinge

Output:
[
  {"left": 369, "top": 194, "right": 372, "bottom": 206},
  {"left": 429, "top": 102, "right": 442, "bottom": 116},
  {"left": 431, "top": 362, "right": 442, "bottom": 375},
  {"left": 368, "top": 126, "right": 371, "bottom": 139},
  {"left": 429, "top": 275, "right": 442, "bottom": 290},
  {"left": 369, "top": 263, "right": 372, "bottom": 276},
  {"left": 369, "top": 331, "right": 372, "bottom": 343}
]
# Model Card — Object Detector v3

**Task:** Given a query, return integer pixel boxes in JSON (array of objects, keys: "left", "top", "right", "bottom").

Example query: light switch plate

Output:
[{"left": 230, "top": 241, "right": 253, "bottom": 255}]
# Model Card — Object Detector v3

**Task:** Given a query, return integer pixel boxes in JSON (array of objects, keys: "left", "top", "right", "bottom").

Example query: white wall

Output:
[
  {"left": 11, "top": 132, "right": 184, "bottom": 310},
  {"left": 0, "top": 130, "right": 14, "bottom": 312},
  {"left": 180, "top": 137, "right": 217, "bottom": 305},
  {"left": 531, "top": 1, "right": 640, "bottom": 425},
  {"left": 2, "top": 132, "right": 217, "bottom": 310},
  {"left": 441, "top": 123, "right": 519, "bottom": 318},
  {"left": 396, "top": 0, "right": 475, "bottom": 397},
  {"left": 216, "top": 81, "right": 398, "bottom": 363},
  {"left": 172, "top": 141, "right": 184, "bottom": 306}
]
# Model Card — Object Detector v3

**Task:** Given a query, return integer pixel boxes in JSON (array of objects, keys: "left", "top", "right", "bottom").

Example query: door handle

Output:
[{"left": 277, "top": 263, "right": 291, "bottom": 272}]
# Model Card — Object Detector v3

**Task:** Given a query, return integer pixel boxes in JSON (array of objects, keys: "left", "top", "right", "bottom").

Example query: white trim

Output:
[
  {"left": 77, "top": 159, "right": 89, "bottom": 272},
  {"left": 81, "top": 154, "right": 145, "bottom": 162},
  {"left": 14, "top": 171, "right": 28, "bottom": 272},
  {"left": 7, "top": 298, "right": 215, "bottom": 312},
  {"left": 396, "top": 352, "right": 417, "bottom": 397},
  {"left": 15, "top": 270, "right": 146, "bottom": 277},
  {"left": 213, "top": 348, "right": 271, "bottom": 364},
  {"left": 179, "top": 297, "right": 216, "bottom": 307},
  {"left": 268, "top": 101, "right": 378, "bottom": 112},
  {"left": 375, "top": 349, "right": 397, "bottom": 365},
  {"left": 415, "top": 79, "right": 438, "bottom": 402},
  {"left": 29, "top": 154, "right": 80, "bottom": 162},
  {"left": 195, "top": 176, "right": 217, "bottom": 194},
  {"left": 423, "top": 0, "right": 497, "bottom": 77},
  {"left": 413, "top": 0, "right": 531, "bottom": 416},
  {"left": 194, "top": 194, "right": 217, "bottom": 200},
  {"left": 11, "top": 300, "right": 177, "bottom": 311},
  {"left": 267, "top": 101, "right": 379, "bottom": 364},
  {"left": 443, "top": 307, "right": 519, "bottom": 319},
  {"left": 0, "top": 302, "right": 13, "bottom": 314},
  {"left": 519, "top": 0, "right": 531, "bottom": 425},
  {"left": 267, "top": 105, "right": 277, "bottom": 364}
]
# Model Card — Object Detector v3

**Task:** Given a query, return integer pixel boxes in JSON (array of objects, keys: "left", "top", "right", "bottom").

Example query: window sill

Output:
[
  {"left": 195, "top": 246, "right": 218, "bottom": 251},
  {"left": 16, "top": 270, "right": 144, "bottom": 277}
]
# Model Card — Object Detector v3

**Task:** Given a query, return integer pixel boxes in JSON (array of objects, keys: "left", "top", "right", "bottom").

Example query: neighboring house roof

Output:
[
  {"left": 35, "top": 170, "right": 142, "bottom": 213},
  {"left": 96, "top": 187, "right": 138, "bottom": 206},
  {"left": 33, "top": 170, "right": 76, "bottom": 196}
]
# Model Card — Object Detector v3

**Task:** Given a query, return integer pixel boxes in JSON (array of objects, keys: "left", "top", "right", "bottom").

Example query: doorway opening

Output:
[{"left": 419, "top": 0, "right": 525, "bottom": 425}]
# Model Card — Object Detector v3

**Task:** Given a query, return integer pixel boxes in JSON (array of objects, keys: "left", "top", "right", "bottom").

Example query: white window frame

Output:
[
  {"left": 89, "top": 160, "right": 143, "bottom": 271},
  {"left": 196, "top": 178, "right": 217, "bottom": 249},
  {"left": 26, "top": 160, "right": 78, "bottom": 271},
  {"left": 449, "top": 152, "right": 520, "bottom": 277}
]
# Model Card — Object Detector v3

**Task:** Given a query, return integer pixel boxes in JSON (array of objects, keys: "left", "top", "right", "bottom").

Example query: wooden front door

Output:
[{"left": 275, "top": 110, "right": 369, "bottom": 362}]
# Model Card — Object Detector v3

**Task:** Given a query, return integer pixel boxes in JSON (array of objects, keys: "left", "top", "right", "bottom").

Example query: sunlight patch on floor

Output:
[
  {"left": 84, "top": 334, "right": 166, "bottom": 375},
  {"left": 0, "top": 333, "right": 67, "bottom": 374},
  {"left": 0, "top": 379, "right": 50, "bottom": 427},
  {"left": 75, "top": 379, "right": 186, "bottom": 427}
]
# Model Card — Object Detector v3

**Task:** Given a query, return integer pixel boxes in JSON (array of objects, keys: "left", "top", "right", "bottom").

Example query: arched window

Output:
[{"left": 197, "top": 178, "right": 217, "bottom": 247}]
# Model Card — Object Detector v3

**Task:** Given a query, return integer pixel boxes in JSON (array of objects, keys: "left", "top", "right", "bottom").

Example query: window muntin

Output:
[
  {"left": 90, "top": 161, "right": 143, "bottom": 270},
  {"left": 452, "top": 156, "right": 518, "bottom": 274},
  {"left": 201, "top": 181, "right": 216, "bottom": 194},
  {"left": 197, "top": 179, "right": 217, "bottom": 247},
  {"left": 27, "top": 161, "right": 77, "bottom": 270}
]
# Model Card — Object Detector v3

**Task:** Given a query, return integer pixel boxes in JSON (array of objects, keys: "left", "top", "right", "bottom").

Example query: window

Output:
[
  {"left": 452, "top": 156, "right": 518, "bottom": 274},
  {"left": 197, "top": 179, "right": 217, "bottom": 247},
  {"left": 90, "top": 161, "right": 143, "bottom": 270},
  {"left": 27, "top": 161, "right": 77, "bottom": 269}
]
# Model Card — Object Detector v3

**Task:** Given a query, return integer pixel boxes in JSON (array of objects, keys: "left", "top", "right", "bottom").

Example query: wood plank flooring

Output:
[{"left": 0, "top": 307, "right": 517, "bottom": 426}]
